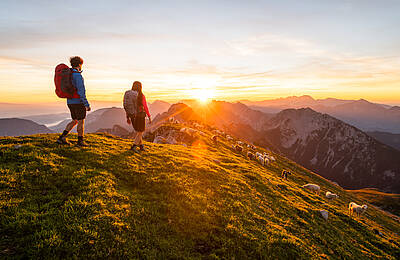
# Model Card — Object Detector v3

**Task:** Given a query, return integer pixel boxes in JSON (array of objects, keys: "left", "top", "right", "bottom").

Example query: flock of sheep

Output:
[
  {"left": 231, "top": 140, "right": 276, "bottom": 167},
  {"left": 164, "top": 119, "right": 369, "bottom": 221},
  {"left": 211, "top": 126, "right": 369, "bottom": 221},
  {"left": 301, "top": 183, "right": 368, "bottom": 219}
]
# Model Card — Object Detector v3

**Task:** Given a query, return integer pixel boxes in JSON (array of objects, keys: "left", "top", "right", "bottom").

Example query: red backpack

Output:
[{"left": 54, "top": 64, "right": 80, "bottom": 98}]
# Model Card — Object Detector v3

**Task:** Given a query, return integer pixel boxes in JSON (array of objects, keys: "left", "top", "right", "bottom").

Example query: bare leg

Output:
[
  {"left": 135, "top": 132, "right": 143, "bottom": 145},
  {"left": 77, "top": 119, "right": 85, "bottom": 137},
  {"left": 65, "top": 120, "right": 78, "bottom": 132},
  {"left": 133, "top": 132, "right": 139, "bottom": 145}
]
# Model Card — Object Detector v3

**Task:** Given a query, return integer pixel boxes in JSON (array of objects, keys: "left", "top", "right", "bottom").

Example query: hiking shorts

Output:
[
  {"left": 68, "top": 104, "right": 86, "bottom": 120},
  {"left": 128, "top": 114, "right": 146, "bottom": 132}
]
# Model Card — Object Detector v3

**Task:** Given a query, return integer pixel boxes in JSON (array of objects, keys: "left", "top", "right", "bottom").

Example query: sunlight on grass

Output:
[{"left": 0, "top": 132, "right": 399, "bottom": 259}]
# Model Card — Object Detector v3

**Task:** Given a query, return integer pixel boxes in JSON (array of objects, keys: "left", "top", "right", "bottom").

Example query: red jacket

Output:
[{"left": 142, "top": 95, "right": 151, "bottom": 118}]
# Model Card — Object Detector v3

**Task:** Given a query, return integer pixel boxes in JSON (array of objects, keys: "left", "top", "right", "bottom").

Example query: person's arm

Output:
[
  {"left": 72, "top": 73, "right": 90, "bottom": 108},
  {"left": 142, "top": 95, "right": 151, "bottom": 118}
]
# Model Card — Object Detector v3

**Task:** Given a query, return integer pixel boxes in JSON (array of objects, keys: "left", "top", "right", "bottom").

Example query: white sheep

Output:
[
  {"left": 302, "top": 184, "right": 320, "bottom": 195},
  {"left": 255, "top": 152, "right": 262, "bottom": 158},
  {"left": 326, "top": 191, "right": 339, "bottom": 200},
  {"left": 247, "top": 144, "right": 255, "bottom": 150},
  {"left": 226, "top": 135, "right": 233, "bottom": 141},
  {"left": 263, "top": 157, "right": 269, "bottom": 167},
  {"left": 212, "top": 135, "right": 218, "bottom": 142},
  {"left": 348, "top": 202, "right": 368, "bottom": 217},
  {"left": 258, "top": 155, "right": 265, "bottom": 165}
]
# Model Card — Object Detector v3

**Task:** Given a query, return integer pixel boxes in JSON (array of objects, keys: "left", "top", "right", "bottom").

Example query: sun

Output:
[{"left": 192, "top": 88, "right": 215, "bottom": 104}]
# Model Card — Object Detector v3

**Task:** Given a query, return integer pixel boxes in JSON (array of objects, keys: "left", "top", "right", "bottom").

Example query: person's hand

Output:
[
  {"left": 127, "top": 117, "right": 131, "bottom": 125},
  {"left": 148, "top": 117, "right": 152, "bottom": 124},
  {"left": 86, "top": 106, "right": 91, "bottom": 111}
]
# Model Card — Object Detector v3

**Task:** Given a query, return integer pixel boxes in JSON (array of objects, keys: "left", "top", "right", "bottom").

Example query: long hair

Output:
[{"left": 132, "top": 81, "right": 143, "bottom": 111}]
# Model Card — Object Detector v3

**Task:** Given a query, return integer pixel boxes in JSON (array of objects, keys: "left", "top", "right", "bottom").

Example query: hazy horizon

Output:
[{"left": 1, "top": 94, "right": 399, "bottom": 118}]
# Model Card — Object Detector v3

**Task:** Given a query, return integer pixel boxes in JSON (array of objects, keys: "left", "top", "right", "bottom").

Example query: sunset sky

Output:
[{"left": 1, "top": 0, "right": 400, "bottom": 105}]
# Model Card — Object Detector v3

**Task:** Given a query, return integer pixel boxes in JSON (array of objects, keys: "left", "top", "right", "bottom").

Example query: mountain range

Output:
[
  {"left": 0, "top": 118, "right": 53, "bottom": 136},
  {"left": 367, "top": 131, "right": 400, "bottom": 151},
  {"left": 242, "top": 95, "right": 400, "bottom": 133}
]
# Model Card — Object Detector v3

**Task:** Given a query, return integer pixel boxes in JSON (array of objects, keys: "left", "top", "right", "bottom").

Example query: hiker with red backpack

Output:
[
  {"left": 123, "top": 81, "right": 151, "bottom": 152},
  {"left": 55, "top": 56, "right": 91, "bottom": 147}
]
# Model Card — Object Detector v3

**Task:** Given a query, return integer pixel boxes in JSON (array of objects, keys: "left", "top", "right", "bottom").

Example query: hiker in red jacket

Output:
[{"left": 123, "top": 81, "right": 151, "bottom": 152}]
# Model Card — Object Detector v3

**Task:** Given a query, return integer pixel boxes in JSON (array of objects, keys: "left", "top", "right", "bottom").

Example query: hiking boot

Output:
[
  {"left": 77, "top": 140, "right": 88, "bottom": 147},
  {"left": 56, "top": 136, "right": 69, "bottom": 145}
]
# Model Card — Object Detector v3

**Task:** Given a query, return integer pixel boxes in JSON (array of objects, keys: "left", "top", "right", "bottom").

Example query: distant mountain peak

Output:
[{"left": 151, "top": 100, "right": 170, "bottom": 106}]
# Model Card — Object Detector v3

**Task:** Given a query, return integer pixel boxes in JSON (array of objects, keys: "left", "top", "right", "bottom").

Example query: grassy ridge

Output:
[
  {"left": 0, "top": 129, "right": 399, "bottom": 259},
  {"left": 348, "top": 189, "right": 400, "bottom": 217}
]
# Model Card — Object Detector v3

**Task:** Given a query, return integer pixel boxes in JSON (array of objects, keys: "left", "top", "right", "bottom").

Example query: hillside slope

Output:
[
  {"left": 348, "top": 189, "right": 400, "bottom": 217},
  {"left": 0, "top": 131, "right": 399, "bottom": 259}
]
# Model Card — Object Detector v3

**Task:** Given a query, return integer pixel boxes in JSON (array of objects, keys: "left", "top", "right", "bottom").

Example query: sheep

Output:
[
  {"left": 255, "top": 152, "right": 262, "bottom": 158},
  {"left": 302, "top": 184, "right": 320, "bottom": 195},
  {"left": 234, "top": 145, "right": 243, "bottom": 153},
  {"left": 281, "top": 170, "right": 292, "bottom": 180},
  {"left": 226, "top": 135, "right": 233, "bottom": 141},
  {"left": 212, "top": 129, "right": 222, "bottom": 135},
  {"left": 264, "top": 157, "right": 270, "bottom": 166},
  {"left": 319, "top": 210, "right": 329, "bottom": 220},
  {"left": 326, "top": 191, "right": 339, "bottom": 200},
  {"left": 212, "top": 135, "right": 218, "bottom": 143},
  {"left": 258, "top": 155, "right": 265, "bottom": 165},
  {"left": 348, "top": 202, "right": 368, "bottom": 217},
  {"left": 236, "top": 141, "right": 244, "bottom": 146},
  {"left": 247, "top": 144, "right": 255, "bottom": 150},
  {"left": 247, "top": 151, "right": 255, "bottom": 160},
  {"left": 269, "top": 155, "right": 276, "bottom": 161}
]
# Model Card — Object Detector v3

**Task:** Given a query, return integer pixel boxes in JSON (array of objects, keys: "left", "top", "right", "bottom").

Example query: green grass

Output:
[
  {"left": 1, "top": 129, "right": 399, "bottom": 259},
  {"left": 348, "top": 189, "right": 400, "bottom": 217}
]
